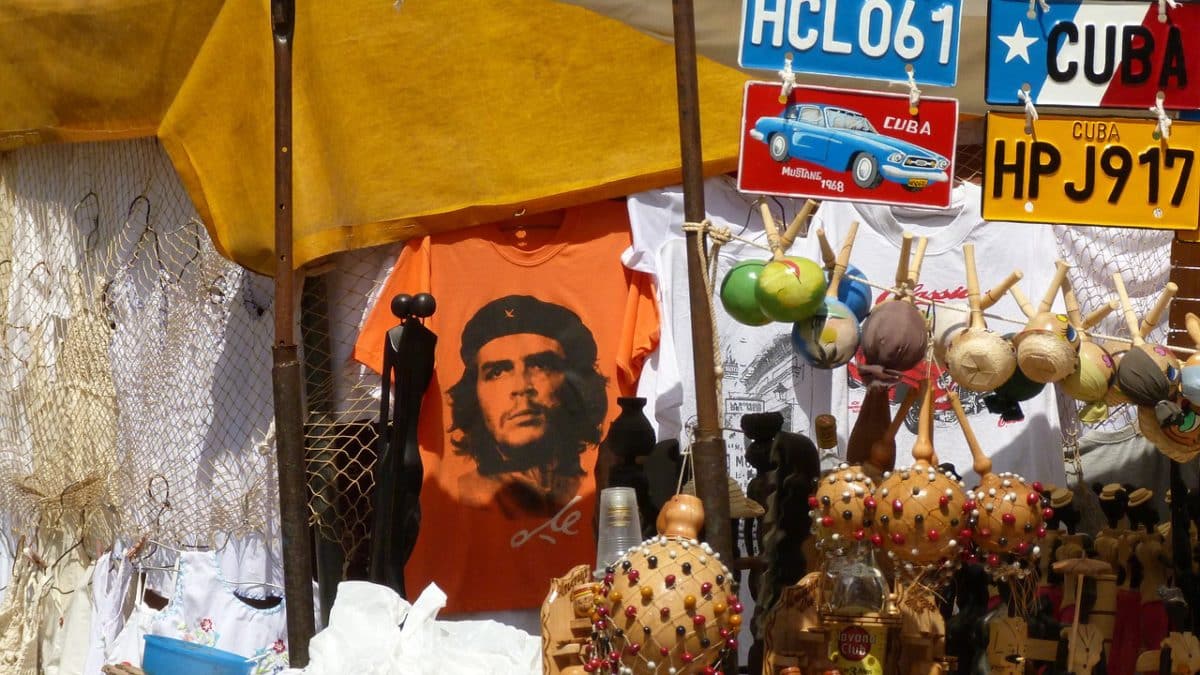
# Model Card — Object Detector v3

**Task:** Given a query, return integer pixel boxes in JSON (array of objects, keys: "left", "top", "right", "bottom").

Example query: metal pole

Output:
[
  {"left": 271, "top": 0, "right": 316, "bottom": 664},
  {"left": 669, "top": 0, "right": 734, "bottom": 566}
]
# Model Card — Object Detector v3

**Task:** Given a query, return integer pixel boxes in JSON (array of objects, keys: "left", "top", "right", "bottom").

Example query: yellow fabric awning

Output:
[{"left": 1, "top": 1, "right": 751, "bottom": 275}]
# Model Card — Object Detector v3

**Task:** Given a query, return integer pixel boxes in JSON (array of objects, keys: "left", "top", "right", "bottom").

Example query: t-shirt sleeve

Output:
[
  {"left": 616, "top": 268, "right": 661, "bottom": 395},
  {"left": 352, "top": 237, "right": 432, "bottom": 373}
]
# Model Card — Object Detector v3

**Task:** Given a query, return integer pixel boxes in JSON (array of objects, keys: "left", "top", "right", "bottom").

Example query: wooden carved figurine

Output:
[{"left": 541, "top": 564, "right": 601, "bottom": 675}]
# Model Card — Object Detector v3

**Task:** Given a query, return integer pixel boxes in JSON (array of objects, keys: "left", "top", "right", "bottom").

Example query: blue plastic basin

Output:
[{"left": 142, "top": 635, "right": 253, "bottom": 675}]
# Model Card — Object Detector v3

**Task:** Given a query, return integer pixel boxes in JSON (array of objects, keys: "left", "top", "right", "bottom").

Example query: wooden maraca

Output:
[
  {"left": 933, "top": 267, "right": 1022, "bottom": 369},
  {"left": 1106, "top": 276, "right": 1177, "bottom": 405},
  {"left": 1181, "top": 312, "right": 1200, "bottom": 406},
  {"left": 1012, "top": 260, "right": 1079, "bottom": 384},
  {"left": 792, "top": 223, "right": 862, "bottom": 369},
  {"left": 859, "top": 233, "right": 930, "bottom": 383},
  {"left": 1060, "top": 277, "right": 1119, "bottom": 423},
  {"left": 873, "top": 380, "right": 967, "bottom": 577},
  {"left": 946, "top": 244, "right": 1018, "bottom": 392}
]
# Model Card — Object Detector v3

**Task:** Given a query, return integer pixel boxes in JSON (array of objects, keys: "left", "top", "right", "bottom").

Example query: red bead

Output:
[
  {"left": 809, "top": 496, "right": 820, "bottom": 509},
  {"left": 719, "top": 628, "right": 730, "bottom": 638},
  {"left": 660, "top": 647, "right": 670, "bottom": 657},
  {"left": 731, "top": 602, "right": 744, "bottom": 614},
  {"left": 604, "top": 573, "right": 614, "bottom": 585},
  {"left": 892, "top": 499, "right": 904, "bottom": 513},
  {"left": 584, "top": 658, "right": 600, "bottom": 672},
  {"left": 871, "top": 534, "right": 884, "bottom": 547},
  {"left": 726, "top": 638, "right": 739, "bottom": 649},
  {"left": 891, "top": 532, "right": 906, "bottom": 545},
  {"left": 939, "top": 495, "right": 950, "bottom": 507},
  {"left": 821, "top": 515, "right": 835, "bottom": 527},
  {"left": 1016, "top": 542, "right": 1029, "bottom": 555},
  {"left": 681, "top": 652, "right": 694, "bottom": 664},
  {"left": 1002, "top": 513, "right": 1016, "bottom": 526},
  {"left": 701, "top": 582, "right": 713, "bottom": 595},
  {"left": 1032, "top": 481, "right": 1044, "bottom": 493},
  {"left": 596, "top": 606, "right": 609, "bottom": 617},
  {"left": 595, "top": 619, "right": 608, "bottom": 630},
  {"left": 608, "top": 651, "right": 620, "bottom": 664},
  {"left": 1042, "top": 507, "right": 1055, "bottom": 519},
  {"left": 927, "top": 529, "right": 940, "bottom": 542},
  {"left": 978, "top": 528, "right": 991, "bottom": 539},
  {"left": 625, "top": 605, "right": 637, "bottom": 619},
  {"left": 1027, "top": 492, "right": 1040, "bottom": 505},
  {"left": 987, "top": 554, "right": 1000, "bottom": 567},
  {"left": 864, "top": 496, "right": 877, "bottom": 510},
  {"left": 962, "top": 500, "right": 977, "bottom": 513},
  {"left": 1036, "top": 526, "right": 1047, "bottom": 538},
  {"left": 660, "top": 607, "right": 670, "bottom": 619},
  {"left": 627, "top": 569, "right": 640, "bottom": 583},
  {"left": 960, "top": 529, "right": 974, "bottom": 540},
  {"left": 704, "top": 668, "right": 718, "bottom": 675},
  {"left": 626, "top": 642, "right": 641, "bottom": 655},
  {"left": 665, "top": 574, "right": 676, "bottom": 587},
  {"left": 853, "top": 528, "right": 865, "bottom": 541},
  {"left": 694, "top": 615, "right": 706, "bottom": 627}
]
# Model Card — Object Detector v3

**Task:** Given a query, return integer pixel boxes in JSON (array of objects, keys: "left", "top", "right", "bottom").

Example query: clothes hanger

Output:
[{"left": 496, "top": 207, "right": 566, "bottom": 231}]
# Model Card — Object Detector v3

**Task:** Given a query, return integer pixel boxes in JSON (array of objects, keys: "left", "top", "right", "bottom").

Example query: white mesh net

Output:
[{"left": 0, "top": 138, "right": 278, "bottom": 551}]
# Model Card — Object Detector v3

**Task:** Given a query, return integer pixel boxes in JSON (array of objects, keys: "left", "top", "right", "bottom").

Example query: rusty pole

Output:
[
  {"left": 271, "top": 0, "right": 316, "bottom": 663},
  {"left": 669, "top": 0, "right": 734, "bottom": 565}
]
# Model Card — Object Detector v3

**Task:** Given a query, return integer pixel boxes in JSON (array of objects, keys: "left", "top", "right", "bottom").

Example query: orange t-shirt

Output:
[{"left": 353, "top": 201, "right": 659, "bottom": 613}]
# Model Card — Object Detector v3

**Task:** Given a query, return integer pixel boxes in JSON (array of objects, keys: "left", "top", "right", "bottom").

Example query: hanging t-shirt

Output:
[
  {"left": 812, "top": 183, "right": 1066, "bottom": 487},
  {"left": 624, "top": 177, "right": 833, "bottom": 488},
  {"left": 354, "top": 202, "right": 660, "bottom": 613}
]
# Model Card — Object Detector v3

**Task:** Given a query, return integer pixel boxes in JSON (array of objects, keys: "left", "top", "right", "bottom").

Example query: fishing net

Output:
[
  {"left": 0, "top": 138, "right": 279, "bottom": 553},
  {"left": 300, "top": 245, "right": 400, "bottom": 570}
]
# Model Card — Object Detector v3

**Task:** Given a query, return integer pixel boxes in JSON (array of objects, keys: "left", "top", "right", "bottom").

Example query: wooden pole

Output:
[
  {"left": 670, "top": 0, "right": 733, "bottom": 569},
  {"left": 271, "top": 0, "right": 315, "bottom": 662}
]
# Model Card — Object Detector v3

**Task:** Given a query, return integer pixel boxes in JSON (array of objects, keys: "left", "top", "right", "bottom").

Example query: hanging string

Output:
[
  {"left": 1158, "top": 0, "right": 1178, "bottom": 21},
  {"left": 1018, "top": 88, "right": 1039, "bottom": 135},
  {"left": 1150, "top": 93, "right": 1172, "bottom": 141},
  {"left": 1027, "top": 0, "right": 1050, "bottom": 17}
]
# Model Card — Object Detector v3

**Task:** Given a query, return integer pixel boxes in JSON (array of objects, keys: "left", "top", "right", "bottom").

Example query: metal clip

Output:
[{"left": 778, "top": 54, "right": 797, "bottom": 103}]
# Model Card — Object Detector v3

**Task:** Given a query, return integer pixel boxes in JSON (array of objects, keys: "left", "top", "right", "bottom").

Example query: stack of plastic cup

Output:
[{"left": 594, "top": 487, "right": 642, "bottom": 577}]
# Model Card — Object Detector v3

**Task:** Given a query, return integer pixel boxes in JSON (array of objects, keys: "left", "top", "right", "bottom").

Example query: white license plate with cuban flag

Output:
[{"left": 985, "top": 0, "right": 1199, "bottom": 109}]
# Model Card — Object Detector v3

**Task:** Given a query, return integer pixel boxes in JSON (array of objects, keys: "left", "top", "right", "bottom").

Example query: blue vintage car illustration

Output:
[{"left": 749, "top": 104, "right": 949, "bottom": 190}]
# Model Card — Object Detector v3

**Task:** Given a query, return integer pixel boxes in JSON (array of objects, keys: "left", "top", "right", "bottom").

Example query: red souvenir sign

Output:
[{"left": 737, "top": 82, "right": 959, "bottom": 208}]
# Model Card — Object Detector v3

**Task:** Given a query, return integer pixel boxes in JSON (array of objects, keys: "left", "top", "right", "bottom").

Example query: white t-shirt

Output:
[
  {"left": 625, "top": 177, "right": 834, "bottom": 489},
  {"left": 812, "top": 183, "right": 1066, "bottom": 487}
]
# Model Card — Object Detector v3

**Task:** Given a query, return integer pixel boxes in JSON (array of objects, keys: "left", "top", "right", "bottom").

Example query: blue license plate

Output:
[
  {"left": 739, "top": 0, "right": 964, "bottom": 86},
  {"left": 985, "top": 0, "right": 1200, "bottom": 109}
]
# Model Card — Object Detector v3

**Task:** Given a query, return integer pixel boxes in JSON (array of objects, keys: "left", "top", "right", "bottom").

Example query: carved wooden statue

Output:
[{"left": 540, "top": 564, "right": 600, "bottom": 675}]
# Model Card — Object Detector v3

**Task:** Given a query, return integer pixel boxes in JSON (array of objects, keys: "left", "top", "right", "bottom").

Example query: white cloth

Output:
[
  {"left": 812, "top": 183, "right": 1066, "bottom": 487},
  {"left": 625, "top": 177, "right": 831, "bottom": 489},
  {"left": 106, "top": 551, "right": 289, "bottom": 673},
  {"left": 85, "top": 552, "right": 134, "bottom": 675},
  {"left": 282, "top": 582, "right": 540, "bottom": 675},
  {"left": 42, "top": 556, "right": 94, "bottom": 675}
]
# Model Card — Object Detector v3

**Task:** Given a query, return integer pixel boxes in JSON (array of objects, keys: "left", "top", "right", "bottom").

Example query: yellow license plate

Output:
[
  {"left": 908, "top": 179, "right": 929, "bottom": 189},
  {"left": 983, "top": 112, "right": 1200, "bottom": 231}
]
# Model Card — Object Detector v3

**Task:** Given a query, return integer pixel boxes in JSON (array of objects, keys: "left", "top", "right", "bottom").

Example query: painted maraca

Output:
[
  {"left": 812, "top": 215, "right": 871, "bottom": 322},
  {"left": 1181, "top": 313, "right": 1200, "bottom": 406},
  {"left": 946, "top": 244, "right": 1017, "bottom": 392},
  {"left": 859, "top": 232, "right": 929, "bottom": 384},
  {"left": 1012, "top": 261, "right": 1078, "bottom": 384},
  {"left": 754, "top": 201, "right": 827, "bottom": 322},
  {"left": 1060, "top": 278, "right": 1119, "bottom": 423},
  {"left": 792, "top": 222, "right": 861, "bottom": 369},
  {"left": 1112, "top": 274, "right": 1181, "bottom": 419},
  {"left": 1105, "top": 278, "right": 1177, "bottom": 407}
]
